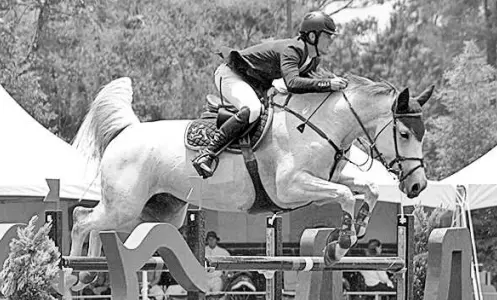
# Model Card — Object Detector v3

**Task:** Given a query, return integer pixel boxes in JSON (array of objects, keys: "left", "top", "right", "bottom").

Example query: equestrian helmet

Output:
[{"left": 299, "top": 11, "right": 337, "bottom": 36}]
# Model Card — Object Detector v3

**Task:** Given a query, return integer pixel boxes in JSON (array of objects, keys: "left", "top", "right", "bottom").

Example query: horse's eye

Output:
[{"left": 400, "top": 132, "right": 409, "bottom": 139}]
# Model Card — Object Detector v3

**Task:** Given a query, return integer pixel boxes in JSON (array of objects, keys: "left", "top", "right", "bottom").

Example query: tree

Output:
[
  {"left": 0, "top": 1, "right": 57, "bottom": 132},
  {"left": 411, "top": 206, "right": 447, "bottom": 300},
  {"left": 471, "top": 207, "right": 497, "bottom": 277},
  {"left": 428, "top": 40, "right": 497, "bottom": 178}
]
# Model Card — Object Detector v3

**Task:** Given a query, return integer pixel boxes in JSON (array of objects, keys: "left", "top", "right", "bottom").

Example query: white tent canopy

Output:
[
  {"left": 344, "top": 146, "right": 457, "bottom": 209},
  {"left": 441, "top": 147, "right": 497, "bottom": 210},
  {"left": 0, "top": 85, "right": 100, "bottom": 201}
]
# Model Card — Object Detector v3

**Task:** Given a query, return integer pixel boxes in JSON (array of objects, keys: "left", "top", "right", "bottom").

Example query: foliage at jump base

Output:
[
  {"left": 0, "top": 216, "right": 60, "bottom": 300},
  {"left": 411, "top": 205, "right": 447, "bottom": 300}
]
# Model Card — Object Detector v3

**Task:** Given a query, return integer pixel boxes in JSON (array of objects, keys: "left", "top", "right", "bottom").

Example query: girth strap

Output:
[{"left": 239, "top": 135, "right": 289, "bottom": 214}]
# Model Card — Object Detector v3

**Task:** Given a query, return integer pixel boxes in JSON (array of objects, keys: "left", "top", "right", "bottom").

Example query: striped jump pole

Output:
[
  {"left": 64, "top": 252, "right": 406, "bottom": 273},
  {"left": 206, "top": 255, "right": 406, "bottom": 272}
]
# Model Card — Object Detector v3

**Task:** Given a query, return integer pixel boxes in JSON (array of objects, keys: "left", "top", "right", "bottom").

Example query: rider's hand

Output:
[
  {"left": 329, "top": 77, "right": 348, "bottom": 90},
  {"left": 272, "top": 78, "right": 288, "bottom": 94}
]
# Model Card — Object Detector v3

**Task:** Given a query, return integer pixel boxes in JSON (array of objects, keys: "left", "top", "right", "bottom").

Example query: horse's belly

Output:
[{"left": 133, "top": 121, "right": 257, "bottom": 212}]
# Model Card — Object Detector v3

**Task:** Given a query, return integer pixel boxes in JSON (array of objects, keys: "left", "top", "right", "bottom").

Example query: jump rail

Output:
[
  {"left": 63, "top": 255, "right": 405, "bottom": 272},
  {"left": 206, "top": 255, "right": 406, "bottom": 272}
]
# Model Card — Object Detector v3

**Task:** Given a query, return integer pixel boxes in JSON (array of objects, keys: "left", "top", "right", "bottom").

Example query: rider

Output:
[{"left": 193, "top": 11, "right": 348, "bottom": 178}]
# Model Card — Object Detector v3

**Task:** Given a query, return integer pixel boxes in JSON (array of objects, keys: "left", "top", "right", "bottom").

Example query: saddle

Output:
[
  {"left": 184, "top": 94, "right": 273, "bottom": 153},
  {"left": 184, "top": 92, "right": 286, "bottom": 214}
]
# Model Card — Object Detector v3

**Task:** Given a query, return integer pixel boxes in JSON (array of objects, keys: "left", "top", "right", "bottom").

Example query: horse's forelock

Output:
[{"left": 407, "top": 99, "right": 423, "bottom": 114}]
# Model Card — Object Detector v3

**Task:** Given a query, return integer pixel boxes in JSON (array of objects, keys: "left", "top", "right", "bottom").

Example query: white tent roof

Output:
[
  {"left": 344, "top": 146, "right": 457, "bottom": 209},
  {"left": 0, "top": 85, "right": 100, "bottom": 201},
  {"left": 441, "top": 147, "right": 497, "bottom": 210}
]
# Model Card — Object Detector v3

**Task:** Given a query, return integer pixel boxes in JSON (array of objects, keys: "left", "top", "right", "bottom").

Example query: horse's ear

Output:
[
  {"left": 395, "top": 88, "right": 410, "bottom": 113},
  {"left": 416, "top": 85, "right": 435, "bottom": 107}
]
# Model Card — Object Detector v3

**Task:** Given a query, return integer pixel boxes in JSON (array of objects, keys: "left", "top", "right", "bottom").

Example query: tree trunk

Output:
[
  {"left": 484, "top": 0, "right": 497, "bottom": 66},
  {"left": 286, "top": 0, "right": 292, "bottom": 38}
]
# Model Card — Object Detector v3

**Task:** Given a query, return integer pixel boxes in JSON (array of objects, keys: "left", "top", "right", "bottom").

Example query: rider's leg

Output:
[
  {"left": 193, "top": 64, "right": 262, "bottom": 177},
  {"left": 195, "top": 106, "right": 251, "bottom": 174},
  {"left": 214, "top": 63, "right": 262, "bottom": 123}
]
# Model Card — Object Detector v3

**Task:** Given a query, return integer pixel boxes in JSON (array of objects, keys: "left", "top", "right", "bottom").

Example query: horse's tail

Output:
[{"left": 73, "top": 77, "right": 139, "bottom": 168}]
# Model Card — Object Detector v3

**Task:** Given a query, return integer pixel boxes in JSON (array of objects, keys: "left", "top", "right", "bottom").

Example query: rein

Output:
[
  {"left": 271, "top": 93, "right": 348, "bottom": 180},
  {"left": 270, "top": 91, "right": 425, "bottom": 183}
]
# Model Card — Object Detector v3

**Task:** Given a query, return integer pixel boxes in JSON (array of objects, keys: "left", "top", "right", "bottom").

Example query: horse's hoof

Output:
[
  {"left": 323, "top": 241, "right": 339, "bottom": 266},
  {"left": 325, "top": 228, "right": 340, "bottom": 244},
  {"left": 338, "top": 232, "right": 353, "bottom": 249},
  {"left": 71, "top": 271, "right": 97, "bottom": 291},
  {"left": 81, "top": 271, "right": 98, "bottom": 284},
  {"left": 71, "top": 280, "right": 87, "bottom": 292},
  {"left": 52, "top": 269, "right": 78, "bottom": 295}
]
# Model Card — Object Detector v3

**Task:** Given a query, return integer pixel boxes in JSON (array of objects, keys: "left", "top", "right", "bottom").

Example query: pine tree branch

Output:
[{"left": 328, "top": 0, "right": 354, "bottom": 15}]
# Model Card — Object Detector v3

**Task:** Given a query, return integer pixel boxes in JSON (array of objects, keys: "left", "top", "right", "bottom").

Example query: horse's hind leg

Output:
[
  {"left": 70, "top": 203, "right": 120, "bottom": 290},
  {"left": 69, "top": 206, "right": 94, "bottom": 257},
  {"left": 71, "top": 193, "right": 189, "bottom": 291}
]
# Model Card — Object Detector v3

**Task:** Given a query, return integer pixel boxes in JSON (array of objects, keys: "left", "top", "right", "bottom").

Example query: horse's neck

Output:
[
  {"left": 340, "top": 92, "right": 393, "bottom": 146},
  {"left": 275, "top": 92, "right": 392, "bottom": 149}
]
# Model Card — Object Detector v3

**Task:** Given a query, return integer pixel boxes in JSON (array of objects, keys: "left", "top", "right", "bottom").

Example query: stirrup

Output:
[{"left": 192, "top": 152, "right": 219, "bottom": 179}]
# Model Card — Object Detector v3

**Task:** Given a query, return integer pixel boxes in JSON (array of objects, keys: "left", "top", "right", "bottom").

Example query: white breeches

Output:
[{"left": 214, "top": 64, "right": 263, "bottom": 123}]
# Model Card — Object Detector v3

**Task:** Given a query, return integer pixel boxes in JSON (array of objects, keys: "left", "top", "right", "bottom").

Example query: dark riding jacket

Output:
[{"left": 217, "top": 37, "right": 334, "bottom": 95}]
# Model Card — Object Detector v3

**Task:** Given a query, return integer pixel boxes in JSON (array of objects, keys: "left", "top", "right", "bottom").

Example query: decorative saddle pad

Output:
[{"left": 184, "top": 95, "right": 273, "bottom": 154}]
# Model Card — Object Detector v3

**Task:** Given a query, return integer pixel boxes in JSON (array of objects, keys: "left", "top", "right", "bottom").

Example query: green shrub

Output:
[{"left": 0, "top": 216, "right": 60, "bottom": 300}]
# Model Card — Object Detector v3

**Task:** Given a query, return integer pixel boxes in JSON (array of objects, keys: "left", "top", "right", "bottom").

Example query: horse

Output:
[{"left": 66, "top": 74, "right": 434, "bottom": 291}]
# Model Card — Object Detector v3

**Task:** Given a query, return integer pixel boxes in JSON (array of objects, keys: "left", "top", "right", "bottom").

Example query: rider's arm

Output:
[{"left": 281, "top": 45, "right": 332, "bottom": 94}]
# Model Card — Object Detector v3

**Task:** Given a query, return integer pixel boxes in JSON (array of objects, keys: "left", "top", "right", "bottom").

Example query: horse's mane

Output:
[{"left": 309, "top": 70, "right": 397, "bottom": 98}]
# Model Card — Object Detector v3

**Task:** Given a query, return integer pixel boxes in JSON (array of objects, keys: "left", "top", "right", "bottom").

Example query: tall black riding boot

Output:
[{"left": 193, "top": 106, "right": 251, "bottom": 178}]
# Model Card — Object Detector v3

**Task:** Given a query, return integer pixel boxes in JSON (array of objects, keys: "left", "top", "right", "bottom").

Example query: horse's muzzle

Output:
[{"left": 403, "top": 181, "right": 427, "bottom": 199}]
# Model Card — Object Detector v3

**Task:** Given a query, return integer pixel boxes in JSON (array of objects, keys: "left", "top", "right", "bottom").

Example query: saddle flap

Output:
[{"left": 185, "top": 107, "right": 273, "bottom": 154}]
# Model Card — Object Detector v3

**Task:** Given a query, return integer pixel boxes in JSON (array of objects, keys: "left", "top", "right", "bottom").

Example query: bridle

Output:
[
  {"left": 270, "top": 90, "right": 425, "bottom": 183},
  {"left": 361, "top": 110, "right": 425, "bottom": 182},
  {"left": 342, "top": 91, "right": 425, "bottom": 183}
]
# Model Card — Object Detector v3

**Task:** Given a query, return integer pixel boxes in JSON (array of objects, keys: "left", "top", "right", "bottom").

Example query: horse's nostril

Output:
[{"left": 411, "top": 183, "right": 420, "bottom": 193}]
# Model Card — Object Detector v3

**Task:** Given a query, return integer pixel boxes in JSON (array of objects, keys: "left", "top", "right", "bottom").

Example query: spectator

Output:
[
  {"left": 359, "top": 239, "right": 395, "bottom": 300},
  {"left": 204, "top": 231, "right": 231, "bottom": 292}
]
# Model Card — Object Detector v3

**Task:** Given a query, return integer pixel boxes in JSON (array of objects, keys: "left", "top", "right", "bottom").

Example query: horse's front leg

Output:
[
  {"left": 279, "top": 172, "right": 357, "bottom": 265},
  {"left": 336, "top": 174, "right": 380, "bottom": 240}
]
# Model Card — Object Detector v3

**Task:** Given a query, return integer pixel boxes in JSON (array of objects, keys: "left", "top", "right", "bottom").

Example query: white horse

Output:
[{"left": 67, "top": 75, "right": 433, "bottom": 290}]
